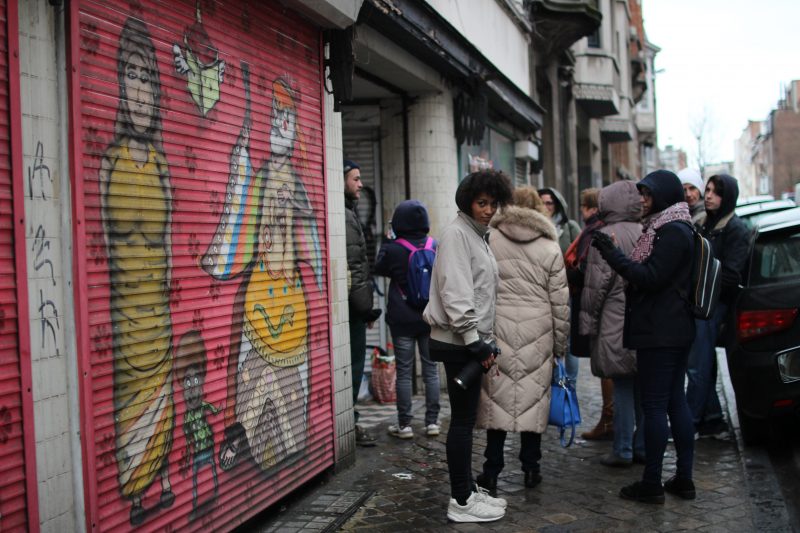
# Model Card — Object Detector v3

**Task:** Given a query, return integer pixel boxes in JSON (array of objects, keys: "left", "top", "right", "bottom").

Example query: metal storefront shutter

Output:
[
  {"left": 343, "top": 130, "right": 388, "bottom": 380},
  {"left": 1, "top": 0, "right": 36, "bottom": 529},
  {"left": 74, "top": 1, "right": 332, "bottom": 530}
]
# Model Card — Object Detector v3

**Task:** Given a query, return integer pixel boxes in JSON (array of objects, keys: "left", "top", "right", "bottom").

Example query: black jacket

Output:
[
  {"left": 602, "top": 171, "right": 696, "bottom": 350},
  {"left": 346, "top": 196, "right": 372, "bottom": 316},
  {"left": 699, "top": 174, "right": 750, "bottom": 306},
  {"left": 374, "top": 200, "right": 433, "bottom": 337}
]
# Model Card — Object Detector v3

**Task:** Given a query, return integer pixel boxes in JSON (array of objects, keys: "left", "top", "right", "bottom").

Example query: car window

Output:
[
  {"left": 747, "top": 210, "right": 791, "bottom": 229},
  {"left": 752, "top": 231, "right": 800, "bottom": 285}
]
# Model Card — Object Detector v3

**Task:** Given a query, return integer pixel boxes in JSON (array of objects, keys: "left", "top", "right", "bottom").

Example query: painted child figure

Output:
[{"left": 177, "top": 330, "right": 219, "bottom": 519}]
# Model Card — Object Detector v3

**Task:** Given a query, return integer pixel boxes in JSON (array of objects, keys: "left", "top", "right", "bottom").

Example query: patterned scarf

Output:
[
  {"left": 630, "top": 202, "right": 691, "bottom": 263},
  {"left": 565, "top": 215, "right": 604, "bottom": 270}
]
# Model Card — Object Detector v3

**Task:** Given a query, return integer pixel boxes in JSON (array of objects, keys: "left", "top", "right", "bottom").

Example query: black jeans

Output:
[
  {"left": 442, "top": 359, "right": 482, "bottom": 502},
  {"left": 637, "top": 346, "right": 695, "bottom": 484},
  {"left": 483, "top": 429, "right": 541, "bottom": 477}
]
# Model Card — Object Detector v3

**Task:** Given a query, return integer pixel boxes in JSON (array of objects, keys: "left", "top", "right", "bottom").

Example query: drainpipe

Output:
[{"left": 402, "top": 94, "right": 411, "bottom": 199}]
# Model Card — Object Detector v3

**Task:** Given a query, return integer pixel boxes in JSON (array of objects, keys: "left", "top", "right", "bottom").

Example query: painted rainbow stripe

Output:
[{"left": 218, "top": 155, "right": 259, "bottom": 277}]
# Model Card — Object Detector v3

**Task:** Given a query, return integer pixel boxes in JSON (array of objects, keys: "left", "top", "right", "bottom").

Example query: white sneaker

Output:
[
  {"left": 447, "top": 492, "right": 505, "bottom": 522},
  {"left": 387, "top": 424, "right": 413, "bottom": 439},
  {"left": 425, "top": 423, "right": 441, "bottom": 436},
  {"left": 474, "top": 485, "right": 507, "bottom": 509}
]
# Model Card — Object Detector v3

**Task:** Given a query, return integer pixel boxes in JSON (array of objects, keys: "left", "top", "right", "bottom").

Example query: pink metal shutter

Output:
[
  {"left": 1, "top": 0, "right": 38, "bottom": 530},
  {"left": 72, "top": 1, "right": 333, "bottom": 530}
]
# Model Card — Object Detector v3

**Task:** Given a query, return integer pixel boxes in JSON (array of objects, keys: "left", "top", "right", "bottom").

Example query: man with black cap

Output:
[{"left": 344, "top": 159, "right": 380, "bottom": 446}]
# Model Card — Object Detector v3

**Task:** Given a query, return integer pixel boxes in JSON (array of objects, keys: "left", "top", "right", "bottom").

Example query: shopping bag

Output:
[
  {"left": 548, "top": 358, "right": 581, "bottom": 447},
  {"left": 370, "top": 346, "right": 396, "bottom": 403}
]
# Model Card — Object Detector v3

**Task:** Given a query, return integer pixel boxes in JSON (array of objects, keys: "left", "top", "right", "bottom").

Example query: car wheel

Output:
[{"left": 738, "top": 406, "right": 769, "bottom": 446}]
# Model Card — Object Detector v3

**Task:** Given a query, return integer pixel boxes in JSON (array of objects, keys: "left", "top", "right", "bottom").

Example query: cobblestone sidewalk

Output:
[{"left": 251, "top": 359, "right": 777, "bottom": 532}]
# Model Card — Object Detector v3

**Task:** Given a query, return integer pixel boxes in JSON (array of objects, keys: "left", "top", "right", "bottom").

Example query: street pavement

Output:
[{"left": 247, "top": 358, "right": 793, "bottom": 532}]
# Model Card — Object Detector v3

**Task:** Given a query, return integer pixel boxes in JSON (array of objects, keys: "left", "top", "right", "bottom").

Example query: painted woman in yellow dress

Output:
[
  {"left": 99, "top": 18, "right": 175, "bottom": 526},
  {"left": 202, "top": 71, "right": 322, "bottom": 473}
]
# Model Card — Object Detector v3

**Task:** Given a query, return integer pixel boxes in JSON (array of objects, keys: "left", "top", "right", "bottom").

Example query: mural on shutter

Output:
[
  {"left": 1, "top": 0, "right": 33, "bottom": 529},
  {"left": 77, "top": 1, "right": 331, "bottom": 530}
]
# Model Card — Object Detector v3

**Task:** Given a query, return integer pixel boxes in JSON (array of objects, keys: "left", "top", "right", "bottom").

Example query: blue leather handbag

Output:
[{"left": 548, "top": 358, "right": 582, "bottom": 447}]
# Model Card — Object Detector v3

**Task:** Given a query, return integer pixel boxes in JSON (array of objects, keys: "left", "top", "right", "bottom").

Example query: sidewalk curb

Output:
[{"left": 717, "top": 348, "right": 793, "bottom": 532}]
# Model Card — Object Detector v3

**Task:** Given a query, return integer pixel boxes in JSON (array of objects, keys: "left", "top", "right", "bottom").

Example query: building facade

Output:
[
  {"left": 746, "top": 81, "right": 800, "bottom": 198},
  {"left": 734, "top": 120, "right": 763, "bottom": 198},
  {"left": 659, "top": 144, "right": 688, "bottom": 173},
  {"left": 1, "top": 0, "right": 660, "bottom": 531}
]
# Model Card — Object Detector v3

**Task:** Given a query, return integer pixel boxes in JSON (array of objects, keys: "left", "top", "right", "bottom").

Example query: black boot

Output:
[
  {"left": 664, "top": 476, "right": 696, "bottom": 500},
  {"left": 619, "top": 481, "right": 665, "bottom": 504},
  {"left": 524, "top": 471, "right": 542, "bottom": 488}
]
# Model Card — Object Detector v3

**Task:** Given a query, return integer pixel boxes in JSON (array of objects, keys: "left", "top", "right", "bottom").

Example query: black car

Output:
[
  {"left": 724, "top": 208, "right": 800, "bottom": 444},
  {"left": 735, "top": 199, "right": 796, "bottom": 230}
]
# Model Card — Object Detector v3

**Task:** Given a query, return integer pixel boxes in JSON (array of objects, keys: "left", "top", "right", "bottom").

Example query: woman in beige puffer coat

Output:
[{"left": 475, "top": 187, "right": 570, "bottom": 493}]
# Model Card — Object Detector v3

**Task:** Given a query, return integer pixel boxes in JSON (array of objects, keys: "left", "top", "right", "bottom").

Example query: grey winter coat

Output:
[
  {"left": 579, "top": 181, "right": 642, "bottom": 378},
  {"left": 346, "top": 197, "right": 372, "bottom": 315},
  {"left": 476, "top": 206, "right": 570, "bottom": 434}
]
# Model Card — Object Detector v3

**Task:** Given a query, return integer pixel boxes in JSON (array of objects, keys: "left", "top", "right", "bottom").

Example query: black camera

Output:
[{"left": 453, "top": 344, "right": 500, "bottom": 390}]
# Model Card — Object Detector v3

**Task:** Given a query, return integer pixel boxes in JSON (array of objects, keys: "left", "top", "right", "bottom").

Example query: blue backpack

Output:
[{"left": 395, "top": 237, "right": 436, "bottom": 309}]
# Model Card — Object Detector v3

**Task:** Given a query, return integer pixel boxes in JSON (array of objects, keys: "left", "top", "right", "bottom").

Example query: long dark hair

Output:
[{"left": 114, "top": 17, "right": 164, "bottom": 152}]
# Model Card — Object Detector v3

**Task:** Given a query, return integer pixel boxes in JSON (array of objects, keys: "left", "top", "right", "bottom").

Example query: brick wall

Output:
[{"left": 772, "top": 110, "right": 800, "bottom": 196}]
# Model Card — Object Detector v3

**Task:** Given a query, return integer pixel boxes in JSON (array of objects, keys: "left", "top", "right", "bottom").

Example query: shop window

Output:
[
  {"left": 459, "top": 127, "right": 515, "bottom": 180},
  {"left": 587, "top": 29, "right": 601, "bottom": 48}
]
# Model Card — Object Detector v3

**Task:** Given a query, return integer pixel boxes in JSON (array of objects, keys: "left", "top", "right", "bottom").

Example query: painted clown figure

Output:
[{"left": 202, "top": 70, "right": 322, "bottom": 473}]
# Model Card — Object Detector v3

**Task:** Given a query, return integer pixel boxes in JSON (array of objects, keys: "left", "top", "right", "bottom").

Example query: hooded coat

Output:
[
  {"left": 374, "top": 200, "right": 434, "bottom": 337},
  {"left": 601, "top": 170, "right": 696, "bottom": 349},
  {"left": 579, "top": 181, "right": 642, "bottom": 377},
  {"left": 346, "top": 195, "right": 372, "bottom": 316},
  {"left": 539, "top": 187, "right": 581, "bottom": 253},
  {"left": 476, "top": 205, "right": 570, "bottom": 433},
  {"left": 699, "top": 174, "right": 750, "bottom": 306}
]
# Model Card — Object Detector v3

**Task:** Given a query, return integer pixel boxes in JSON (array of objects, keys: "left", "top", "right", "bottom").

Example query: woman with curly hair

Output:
[{"left": 424, "top": 169, "right": 512, "bottom": 523}]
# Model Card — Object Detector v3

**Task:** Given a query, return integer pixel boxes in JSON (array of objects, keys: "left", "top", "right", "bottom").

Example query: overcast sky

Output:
[{"left": 642, "top": 0, "right": 800, "bottom": 165}]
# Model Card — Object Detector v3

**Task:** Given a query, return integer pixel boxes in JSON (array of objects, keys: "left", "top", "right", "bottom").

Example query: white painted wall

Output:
[
  {"left": 324, "top": 86, "right": 356, "bottom": 467},
  {"left": 426, "top": 0, "right": 530, "bottom": 94},
  {"left": 19, "top": 1, "right": 83, "bottom": 531}
]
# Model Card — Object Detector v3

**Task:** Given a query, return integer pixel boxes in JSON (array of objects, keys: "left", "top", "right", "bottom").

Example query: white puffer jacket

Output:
[{"left": 476, "top": 206, "right": 570, "bottom": 433}]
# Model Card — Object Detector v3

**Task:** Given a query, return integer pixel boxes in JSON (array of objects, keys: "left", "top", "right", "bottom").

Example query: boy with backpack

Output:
[
  {"left": 686, "top": 174, "right": 749, "bottom": 439},
  {"left": 374, "top": 200, "right": 441, "bottom": 439}
]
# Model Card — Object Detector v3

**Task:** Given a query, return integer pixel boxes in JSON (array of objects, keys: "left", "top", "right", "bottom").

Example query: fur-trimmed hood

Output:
[{"left": 490, "top": 205, "right": 557, "bottom": 243}]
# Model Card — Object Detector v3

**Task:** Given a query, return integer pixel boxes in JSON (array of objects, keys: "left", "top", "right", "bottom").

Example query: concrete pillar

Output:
[
  {"left": 324, "top": 91, "right": 355, "bottom": 469},
  {"left": 19, "top": 1, "right": 82, "bottom": 530},
  {"left": 406, "top": 91, "right": 458, "bottom": 238}
]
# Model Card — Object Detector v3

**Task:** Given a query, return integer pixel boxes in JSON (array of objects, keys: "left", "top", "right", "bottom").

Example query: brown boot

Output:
[{"left": 581, "top": 378, "right": 614, "bottom": 440}]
